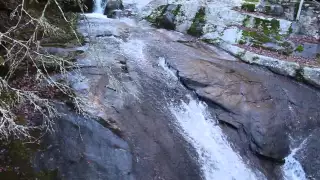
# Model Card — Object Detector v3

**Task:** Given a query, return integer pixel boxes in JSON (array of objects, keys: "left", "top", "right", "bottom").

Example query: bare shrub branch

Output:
[{"left": 0, "top": 0, "right": 86, "bottom": 140}]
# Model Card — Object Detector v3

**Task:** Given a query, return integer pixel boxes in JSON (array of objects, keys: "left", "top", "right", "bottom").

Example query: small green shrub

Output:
[{"left": 295, "top": 45, "right": 304, "bottom": 52}]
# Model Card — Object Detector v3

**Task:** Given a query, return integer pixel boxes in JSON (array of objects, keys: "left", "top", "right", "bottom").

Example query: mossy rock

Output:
[
  {"left": 242, "top": 30, "right": 272, "bottom": 44},
  {"left": 253, "top": 17, "right": 280, "bottom": 35},
  {"left": 0, "top": 139, "right": 58, "bottom": 180},
  {"left": 24, "top": 0, "right": 85, "bottom": 48},
  {"left": 146, "top": 5, "right": 169, "bottom": 24},
  {"left": 240, "top": 16, "right": 288, "bottom": 47},
  {"left": 202, "top": 38, "right": 221, "bottom": 45},
  {"left": 241, "top": 3, "right": 256, "bottom": 12},
  {"left": 146, "top": 4, "right": 182, "bottom": 30},
  {"left": 280, "top": 41, "right": 295, "bottom": 55},
  {"left": 40, "top": 13, "right": 85, "bottom": 48},
  {"left": 0, "top": 91, "right": 18, "bottom": 106},
  {"left": 264, "top": 5, "right": 272, "bottom": 13},
  {"left": 173, "top": 5, "right": 182, "bottom": 16},
  {"left": 187, "top": 7, "right": 206, "bottom": 37},
  {"left": 295, "top": 68, "right": 305, "bottom": 82}
]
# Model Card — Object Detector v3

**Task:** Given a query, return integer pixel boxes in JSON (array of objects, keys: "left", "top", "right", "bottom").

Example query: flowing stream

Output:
[
  {"left": 93, "top": 0, "right": 105, "bottom": 13},
  {"left": 283, "top": 138, "right": 308, "bottom": 180},
  {"left": 169, "top": 96, "right": 261, "bottom": 180},
  {"left": 84, "top": 1, "right": 309, "bottom": 179}
]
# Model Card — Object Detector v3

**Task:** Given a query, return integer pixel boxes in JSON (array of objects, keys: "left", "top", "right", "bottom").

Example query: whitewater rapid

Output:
[{"left": 169, "top": 97, "right": 263, "bottom": 180}]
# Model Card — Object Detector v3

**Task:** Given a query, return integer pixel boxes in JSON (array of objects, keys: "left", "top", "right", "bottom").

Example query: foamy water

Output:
[
  {"left": 283, "top": 138, "right": 308, "bottom": 180},
  {"left": 170, "top": 97, "right": 264, "bottom": 180},
  {"left": 93, "top": 0, "right": 105, "bottom": 13}
]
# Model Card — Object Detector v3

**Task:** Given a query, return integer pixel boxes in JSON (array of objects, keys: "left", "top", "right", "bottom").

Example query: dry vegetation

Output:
[{"left": 0, "top": 0, "right": 88, "bottom": 140}]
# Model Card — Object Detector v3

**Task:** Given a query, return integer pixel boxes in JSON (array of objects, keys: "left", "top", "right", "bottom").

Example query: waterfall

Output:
[
  {"left": 94, "top": 0, "right": 105, "bottom": 14},
  {"left": 170, "top": 96, "right": 264, "bottom": 180}
]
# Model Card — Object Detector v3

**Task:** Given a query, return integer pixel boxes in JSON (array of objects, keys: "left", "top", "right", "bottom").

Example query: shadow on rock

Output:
[{"left": 33, "top": 103, "right": 133, "bottom": 180}]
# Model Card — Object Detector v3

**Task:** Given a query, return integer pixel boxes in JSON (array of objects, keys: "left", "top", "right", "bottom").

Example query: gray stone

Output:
[
  {"left": 240, "top": 48, "right": 300, "bottom": 77},
  {"left": 104, "top": 0, "right": 124, "bottom": 18},
  {"left": 303, "top": 67, "right": 320, "bottom": 88},
  {"left": 161, "top": 5, "right": 179, "bottom": 30},
  {"left": 295, "top": 129, "right": 320, "bottom": 180},
  {"left": 33, "top": 103, "right": 133, "bottom": 180},
  {"left": 272, "top": 5, "right": 284, "bottom": 16}
]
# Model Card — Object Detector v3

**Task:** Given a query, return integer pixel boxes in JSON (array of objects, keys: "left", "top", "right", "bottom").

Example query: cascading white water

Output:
[
  {"left": 169, "top": 96, "right": 264, "bottom": 180},
  {"left": 283, "top": 138, "right": 308, "bottom": 180},
  {"left": 158, "top": 57, "right": 178, "bottom": 81},
  {"left": 94, "top": 0, "right": 105, "bottom": 14}
]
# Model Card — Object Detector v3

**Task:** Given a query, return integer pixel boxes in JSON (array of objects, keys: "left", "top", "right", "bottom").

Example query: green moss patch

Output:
[
  {"left": 202, "top": 38, "right": 221, "bottom": 45},
  {"left": 145, "top": 4, "right": 182, "bottom": 30},
  {"left": 241, "top": 30, "right": 272, "bottom": 45},
  {"left": 173, "top": 4, "right": 182, "bottom": 16},
  {"left": 239, "top": 16, "right": 292, "bottom": 49},
  {"left": 145, "top": 5, "right": 169, "bottom": 24},
  {"left": 0, "top": 139, "right": 58, "bottom": 180},
  {"left": 295, "top": 45, "right": 304, "bottom": 52},
  {"left": 40, "top": 13, "right": 85, "bottom": 48},
  {"left": 241, "top": 3, "right": 256, "bottom": 12},
  {"left": 253, "top": 17, "right": 280, "bottom": 35},
  {"left": 187, "top": 7, "right": 206, "bottom": 37}
]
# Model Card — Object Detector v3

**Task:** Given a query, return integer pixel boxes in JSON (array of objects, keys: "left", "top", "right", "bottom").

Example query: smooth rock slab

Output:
[
  {"left": 171, "top": 55, "right": 320, "bottom": 163},
  {"left": 33, "top": 103, "right": 133, "bottom": 180}
]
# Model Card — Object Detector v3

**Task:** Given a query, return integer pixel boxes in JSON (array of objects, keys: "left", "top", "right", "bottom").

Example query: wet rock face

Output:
[
  {"left": 75, "top": 12, "right": 320, "bottom": 179},
  {"left": 33, "top": 104, "right": 133, "bottom": 180},
  {"left": 104, "top": 0, "right": 124, "bottom": 18},
  {"left": 295, "top": 129, "right": 320, "bottom": 180},
  {"left": 175, "top": 59, "right": 289, "bottom": 160},
  {"left": 170, "top": 57, "right": 320, "bottom": 162}
]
